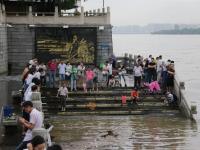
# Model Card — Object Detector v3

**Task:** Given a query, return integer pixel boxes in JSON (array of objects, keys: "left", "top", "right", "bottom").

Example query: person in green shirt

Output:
[{"left": 71, "top": 65, "right": 78, "bottom": 91}]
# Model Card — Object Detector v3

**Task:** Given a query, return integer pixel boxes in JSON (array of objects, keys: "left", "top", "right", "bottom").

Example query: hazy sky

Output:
[{"left": 82, "top": 0, "right": 200, "bottom": 26}]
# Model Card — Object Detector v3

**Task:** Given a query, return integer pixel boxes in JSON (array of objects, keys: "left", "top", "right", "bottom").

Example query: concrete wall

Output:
[
  {"left": 96, "top": 25, "right": 113, "bottom": 65},
  {"left": 6, "top": 6, "right": 110, "bottom": 25},
  {"left": 0, "top": 4, "right": 8, "bottom": 74},
  {"left": 7, "top": 24, "right": 113, "bottom": 74},
  {"left": 7, "top": 25, "right": 35, "bottom": 74}
]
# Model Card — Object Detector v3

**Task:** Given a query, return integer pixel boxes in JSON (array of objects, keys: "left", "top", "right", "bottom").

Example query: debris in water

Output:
[{"left": 101, "top": 130, "right": 118, "bottom": 138}]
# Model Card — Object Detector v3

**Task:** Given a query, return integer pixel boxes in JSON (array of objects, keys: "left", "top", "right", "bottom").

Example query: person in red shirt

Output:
[
  {"left": 47, "top": 59, "right": 57, "bottom": 88},
  {"left": 131, "top": 88, "right": 139, "bottom": 105},
  {"left": 86, "top": 68, "right": 94, "bottom": 92}
]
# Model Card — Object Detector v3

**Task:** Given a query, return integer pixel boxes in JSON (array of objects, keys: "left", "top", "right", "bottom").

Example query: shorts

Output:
[
  {"left": 65, "top": 75, "right": 71, "bottom": 81},
  {"left": 93, "top": 77, "right": 98, "bottom": 83},
  {"left": 87, "top": 80, "right": 93, "bottom": 89}
]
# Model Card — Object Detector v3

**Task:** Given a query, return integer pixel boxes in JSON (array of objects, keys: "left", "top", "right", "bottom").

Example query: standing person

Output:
[
  {"left": 133, "top": 63, "right": 143, "bottom": 89},
  {"left": 161, "top": 61, "right": 168, "bottom": 91},
  {"left": 34, "top": 68, "right": 42, "bottom": 80},
  {"left": 166, "top": 61, "right": 175, "bottom": 92},
  {"left": 118, "top": 64, "right": 127, "bottom": 87},
  {"left": 86, "top": 68, "right": 94, "bottom": 92},
  {"left": 24, "top": 78, "right": 41, "bottom": 102},
  {"left": 77, "top": 62, "right": 86, "bottom": 90},
  {"left": 109, "top": 54, "right": 116, "bottom": 69},
  {"left": 24, "top": 68, "right": 36, "bottom": 92},
  {"left": 48, "top": 59, "right": 57, "bottom": 88},
  {"left": 57, "top": 83, "right": 68, "bottom": 111},
  {"left": 16, "top": 101, "right": 43, "bottom": 150},
  {"left": 22, "top": 63, "right": 30, "bottom": 84},
  {"left": 107, "top": 61, "right": 113, "bottom": 87},
  {"left": 39, "top": 62, "right": 47, "bottom": 86},
  {"left": 156, "top": 55, "right": 162, "bottom": 83},
  {"left": 93, "top": 66, "right": 99, "bottom": 91},
  {"left": 65, "top": 62, "right": 72, "bottom": 88},
  {"left": 24, "top": 85, "right": 38, "bottom": 102},
  {"left": 71, "top": 65, "right": 78, "bottom": 91},
  {"left": 102, "top": 61, "right": 109, "bottom": 83},
  {"left": 58, "top": 61, "right": 67, "bottom": 85},
  {"left": 143, "top": 58, "right": 149, "bottom": 85},
  {"left": 147, "top": 58, "right": 157, "bottom": 83}
]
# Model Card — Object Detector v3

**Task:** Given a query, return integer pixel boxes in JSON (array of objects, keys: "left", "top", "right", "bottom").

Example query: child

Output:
[
  {"left": 130, "top": 88, "right": 139, "bottom": 105},
  {"left": 57, "top": 83, "right": 68, "bottom": 111},
  {"left": 109, "top": 75, "right": 115, "bottom": 87}
]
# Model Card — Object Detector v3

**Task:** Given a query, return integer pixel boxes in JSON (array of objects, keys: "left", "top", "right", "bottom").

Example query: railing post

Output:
[
  {"left": 179, "top": 82, "right": 185, "bottom": 90},
  {"left": 191, "top": 101, "right": 197, "bottom": 115}
]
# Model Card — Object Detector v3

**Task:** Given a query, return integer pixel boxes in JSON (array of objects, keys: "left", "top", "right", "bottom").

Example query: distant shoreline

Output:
[{"left": 112, "top": 32, "right": 200, "bottom": 35}]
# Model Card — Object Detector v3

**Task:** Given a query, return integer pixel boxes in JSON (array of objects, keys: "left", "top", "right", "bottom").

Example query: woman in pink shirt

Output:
[{"left": 86, "top": 68, "right": 94, "bottom": 92}]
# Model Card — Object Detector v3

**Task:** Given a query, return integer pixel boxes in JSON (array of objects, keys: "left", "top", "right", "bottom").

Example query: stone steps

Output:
[
  {"left": 41, "top": 88, "right": 180, "bottom": 116},
  {"left": 53, "top": 109, "right": 180, "bottom": 116},
  {"left": 42, "top": 96, "right": 165, "bottom": 104}
]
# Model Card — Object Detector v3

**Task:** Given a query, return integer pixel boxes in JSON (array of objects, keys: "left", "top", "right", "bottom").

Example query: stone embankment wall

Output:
[
  {"left": 7, "top": 24, "right": 113, "bottom": 74},
  {"left": 7, "top": 25, "right": 35, "bottom": 74},
  {"left": 0, "top": 4, "right": 7, "bottom": 74}
]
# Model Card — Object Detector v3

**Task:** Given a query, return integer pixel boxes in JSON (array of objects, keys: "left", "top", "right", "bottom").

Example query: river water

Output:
[{"left": 1, "top": 34, "right": 200, "bottom": 150}]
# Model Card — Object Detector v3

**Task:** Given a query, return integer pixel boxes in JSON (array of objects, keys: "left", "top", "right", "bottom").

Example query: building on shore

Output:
[{"left": 0, "top": 0, "right": 113, "bottom": 74}]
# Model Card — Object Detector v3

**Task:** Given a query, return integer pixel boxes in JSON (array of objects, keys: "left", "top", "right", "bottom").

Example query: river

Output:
[{"left": 1, "top": 34, "right": 200, "bottom": 150}]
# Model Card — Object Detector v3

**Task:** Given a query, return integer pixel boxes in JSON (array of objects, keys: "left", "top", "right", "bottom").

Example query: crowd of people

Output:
[
  {"left": 133, "top": 54, "right": 175, "bottom": 92},
  {"left": 17, "top": 54, "right": 176, "bottom": 149}
]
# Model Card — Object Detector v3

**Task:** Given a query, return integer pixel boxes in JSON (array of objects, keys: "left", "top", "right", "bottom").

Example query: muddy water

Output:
[
  {"left": 1, "top": 34, "right": 200, "bottom": 149},
  {"left": 49, "top": 115, "right": 198, "bottom": 150}
]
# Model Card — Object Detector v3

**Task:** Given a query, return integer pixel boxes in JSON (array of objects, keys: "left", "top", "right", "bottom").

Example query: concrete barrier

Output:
[{"left": 174, "top": 75, "right": 197, "bottom": 120}]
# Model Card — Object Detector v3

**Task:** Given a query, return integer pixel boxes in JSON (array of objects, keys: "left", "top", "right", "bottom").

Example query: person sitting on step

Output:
[{"left": 130, "top": 87, "right": 139, "bottom": 105}]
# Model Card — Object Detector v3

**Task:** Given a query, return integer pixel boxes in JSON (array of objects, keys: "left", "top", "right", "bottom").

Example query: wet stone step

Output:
[
  {"left": 43, "top": 102, "right": 166, "bottom": 108},
  {"left": 41, "top": 90, "right": 164, "bottom": 97},
  {"left": 54, "top": 109, "right": 180, "bottom": 116},
  {"left": 44, "top": 105, "right": 177, "bottom": 112},
  {"left": 41, "top": 96, "right": 165, "bottom": 102}
]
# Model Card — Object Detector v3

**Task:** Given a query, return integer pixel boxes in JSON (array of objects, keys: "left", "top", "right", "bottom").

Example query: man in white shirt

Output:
[
  {"left": 16, "top": 101, "right": 43, "bottom": 150},
  {"left": 24, "top": 78, "right": 40, "bottom": 101},
  {"left": 24, "top": 85, "right": 38, "bottom": 101},
  {"left": 133, "top": 63, "right": 143, "bottom": 89},
  {"left": 58, "top": 61, "right": 67, "bottom": 81},
  {"left": 57, "top": 83, "right": 68, "bottom": 111}
]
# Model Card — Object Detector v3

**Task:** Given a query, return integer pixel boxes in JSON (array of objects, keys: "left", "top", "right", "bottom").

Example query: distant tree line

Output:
[{"left": 152, "top": 28, "right": 200, "bottom": 34}]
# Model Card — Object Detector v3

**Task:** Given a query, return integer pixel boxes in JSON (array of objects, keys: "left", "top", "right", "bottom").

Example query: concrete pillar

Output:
[
  {"left": 55, "top": 6, "right": 59, "bottom": 17},
  {"left": 54, "top": 6, "right": 59, "bottom": 23},
  {"left": 80, "top": 7, "right": 84, "bottom": 24},
  {"left": 2, "top": 4, "right": 5, "bottom": 12},
  {"left": 0, "top": 3, "right": 2, "bottom": 23},
  {"left": 28, "top": 6, "right": 33, "bottom": 24},
  {"left": 106, "top": 7, "right": 110, "bottom": 24},
  {"left": 102, "top": 8, "right": 105, "bottom": 14}
]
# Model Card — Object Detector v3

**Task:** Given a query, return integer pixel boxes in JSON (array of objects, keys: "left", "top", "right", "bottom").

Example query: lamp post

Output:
[{"left": 103, "top": 0, "right": 105, "bottom": 9}]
